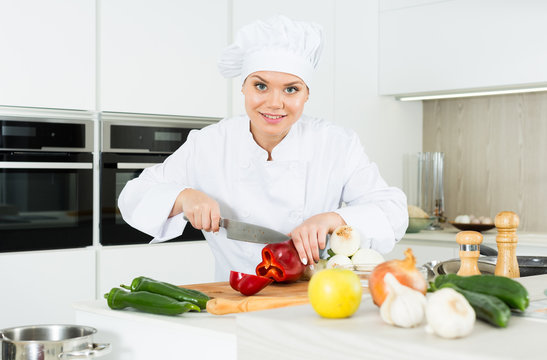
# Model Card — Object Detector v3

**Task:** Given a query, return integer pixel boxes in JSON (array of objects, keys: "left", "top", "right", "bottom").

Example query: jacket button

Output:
[{"left": 241, "top": 210, "right": 250, "bottom": 218}]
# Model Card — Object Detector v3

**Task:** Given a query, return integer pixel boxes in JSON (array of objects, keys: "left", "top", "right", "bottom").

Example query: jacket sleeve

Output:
[
  {"left": 333, "top": 132, "right": 408, "bottom": 254},
  {"left": 117, "top": 132, "right": 198, "bottom": 242}
]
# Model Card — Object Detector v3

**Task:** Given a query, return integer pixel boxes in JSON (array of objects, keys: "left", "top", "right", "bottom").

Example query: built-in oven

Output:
[
  {"left": 100, "top": 112, "right": 218, "bottom": 245},
  {"left": 0, "top": 111, "right": 94, "bottom": 252}
]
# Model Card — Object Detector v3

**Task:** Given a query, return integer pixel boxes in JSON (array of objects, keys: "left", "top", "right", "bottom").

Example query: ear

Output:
[{"left": 241, "top": 77, "right": 248, "bottom": 94}]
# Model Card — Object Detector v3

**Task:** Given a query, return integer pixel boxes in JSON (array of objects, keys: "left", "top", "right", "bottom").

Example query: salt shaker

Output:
[{"left": 456, "top": 231, "right": 483, "bottom": 276}]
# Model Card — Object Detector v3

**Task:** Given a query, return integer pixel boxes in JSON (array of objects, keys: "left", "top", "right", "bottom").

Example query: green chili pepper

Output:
[
  {"left": 120, "top": 276, "right": 210, "bottom": 310},
  {"left": 104, "top": 288, "right": 200, "bottom": 315}
]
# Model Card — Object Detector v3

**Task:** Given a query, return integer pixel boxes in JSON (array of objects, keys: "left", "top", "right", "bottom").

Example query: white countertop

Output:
[
  {"left": 403, "top": 227, "right": 547, "bottom": 248},
  {"left": 74, "top": 275, "right": 547, "bottom": 360},
  {"left": 73, "top": 300, "right": 237, "bottom": 335},
  {"left": 238, "top": 275, "right": 547, "bottom": 360}
]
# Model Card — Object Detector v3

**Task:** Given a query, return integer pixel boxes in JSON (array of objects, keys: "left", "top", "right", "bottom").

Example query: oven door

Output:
[
  {"left": 0, "top": 152, "right": 93, "bottom": 252},
  {"left": 100, "top": 152, "right": 205, "bottom": 245}
]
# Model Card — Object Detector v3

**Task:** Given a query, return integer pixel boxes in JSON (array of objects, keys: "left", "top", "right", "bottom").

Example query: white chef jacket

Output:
[{"left": 118, "top": 114, "right": 408, "bottom": 281}]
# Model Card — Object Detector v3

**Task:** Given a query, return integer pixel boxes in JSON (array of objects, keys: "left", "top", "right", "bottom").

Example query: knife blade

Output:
[{"left": 183, "top": 216, "right": 290, "bottom": 244}]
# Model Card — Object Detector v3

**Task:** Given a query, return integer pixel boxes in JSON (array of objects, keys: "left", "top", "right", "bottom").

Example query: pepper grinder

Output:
[
  {"left": 494, "top": 211, "right": 520, "bottom": 278},
  {"left": 456, "top": 231, "right": 483, "bottom": 276}
]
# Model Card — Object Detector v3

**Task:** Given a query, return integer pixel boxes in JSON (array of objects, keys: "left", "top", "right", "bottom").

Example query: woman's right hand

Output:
[{"left": 170, "top": 188, "right": 221, "bottom": 232}]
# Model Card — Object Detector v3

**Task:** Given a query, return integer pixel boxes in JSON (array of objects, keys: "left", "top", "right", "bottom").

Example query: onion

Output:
[
  {"left": 326, "top": 254, "right": 352, "bottom": 269},
  {"left": 368, "top": 248, "right": 427, "bottom": 307},
  {"left": 330, "top": 225, "right": 360, "bottom": 257},
  {"left": 351, "top": 248, "right": 384, "bottom": 266}
]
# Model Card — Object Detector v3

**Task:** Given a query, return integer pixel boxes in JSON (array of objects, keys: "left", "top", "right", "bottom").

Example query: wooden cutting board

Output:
[{"left": 182, "top": 281, "right": 310, "bottom": 315}]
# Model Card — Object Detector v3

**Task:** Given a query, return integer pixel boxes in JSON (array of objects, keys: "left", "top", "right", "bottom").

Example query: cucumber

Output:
[
  {"left": 439, "top": 283, "right": 511, "bottom": 327},
  {"left": 433, "top": 274, "right": 529, "bottom": 311}
]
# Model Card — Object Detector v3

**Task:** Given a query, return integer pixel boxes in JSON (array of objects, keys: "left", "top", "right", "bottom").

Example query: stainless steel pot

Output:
[
  {"left": 0, "top": 324, "right": 110, "bottom": 360},
  {"left": 433, "top": 255, "right": 547, "bottom": 277}
]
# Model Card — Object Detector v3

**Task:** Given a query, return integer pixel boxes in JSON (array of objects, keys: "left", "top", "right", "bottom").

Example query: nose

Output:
[{"left": 266, "top": 89, "right": 284, "bottom": 109}]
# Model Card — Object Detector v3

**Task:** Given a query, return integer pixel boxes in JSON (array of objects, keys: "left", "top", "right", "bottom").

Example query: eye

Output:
[
  {"left": 285, "top": 86, "right": 299, "bottom": 94},
  {"left": 255, "top": 83, "right": 267, "bottom": 91}
]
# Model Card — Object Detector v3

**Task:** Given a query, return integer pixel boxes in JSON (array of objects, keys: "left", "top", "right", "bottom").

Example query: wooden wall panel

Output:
[{"left": 422, "top": 92, "right": 547, "bottom": 232}]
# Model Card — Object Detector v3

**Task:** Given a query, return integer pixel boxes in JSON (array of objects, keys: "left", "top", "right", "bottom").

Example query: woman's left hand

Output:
[{"left": 288, "top": 212, "right": 346, "bottom": 266}]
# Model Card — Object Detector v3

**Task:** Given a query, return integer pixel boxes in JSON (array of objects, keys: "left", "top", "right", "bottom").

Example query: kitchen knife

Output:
[{"left": 183, "top": 216, "right": 290, "bottom": 244}]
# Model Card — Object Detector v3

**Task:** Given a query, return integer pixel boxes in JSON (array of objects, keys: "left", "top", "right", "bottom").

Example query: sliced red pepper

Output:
[
  {"left": 229, "top": 271, "right": 273, "bottom": 296},
  {"left": 255, "top": 240, "right": 305, "bottom": 283}
]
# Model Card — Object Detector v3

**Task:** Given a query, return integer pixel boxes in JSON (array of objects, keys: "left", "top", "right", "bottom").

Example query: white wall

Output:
[{"left": 334, "top": 0, "right": 422, "bottom": 188}]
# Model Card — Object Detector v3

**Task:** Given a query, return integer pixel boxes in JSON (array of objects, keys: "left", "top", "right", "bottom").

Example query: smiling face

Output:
[{"left": 241, "top": 71, "right": 309, "bottom": 153}]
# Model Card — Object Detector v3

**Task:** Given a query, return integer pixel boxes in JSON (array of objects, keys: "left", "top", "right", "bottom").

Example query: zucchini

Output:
[
  {"left": 439, "top": 283, "right": 511, "bottom": 327},
  {"left": 434, "top": 274, "right": 529, "bottom": 311}
]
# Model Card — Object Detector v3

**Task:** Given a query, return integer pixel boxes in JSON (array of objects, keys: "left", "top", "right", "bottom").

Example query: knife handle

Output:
[{"left": 183, "top": 215, "right": 224, "bottom": 228}]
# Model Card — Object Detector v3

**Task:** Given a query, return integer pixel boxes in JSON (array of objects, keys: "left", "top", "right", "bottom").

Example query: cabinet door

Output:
[
  {"left": 379, "top": 0, "right": 547, "bottom": 96},
  {"left": 0, "top": 249, "right": 95, "bottom": 328},
  {"left": 97, "top": 242, "right": 215, "bottom": 297},
  {"left": 100, "top": 0, "right": 228, "bottom": 117},
  {"left": 0, "top": 0, "right": 95, "bottom": 110}
]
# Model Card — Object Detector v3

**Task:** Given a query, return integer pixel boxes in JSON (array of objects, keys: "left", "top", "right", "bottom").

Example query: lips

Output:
[{"left": 260, "top": 112, "right": 286, "bottom": 124}]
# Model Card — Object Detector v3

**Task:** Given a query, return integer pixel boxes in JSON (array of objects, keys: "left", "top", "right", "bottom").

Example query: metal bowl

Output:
[{"left": 334, "top": 263, "right": 376, "bottom": 287}]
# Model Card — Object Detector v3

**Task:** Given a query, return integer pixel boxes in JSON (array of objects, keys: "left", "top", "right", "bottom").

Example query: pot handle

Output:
[
  {"left": 480, "top": 244, "right": 498, "bottom": 257},
  {"left": 59, "top": 343, "right": 111, "bottom": 359}
]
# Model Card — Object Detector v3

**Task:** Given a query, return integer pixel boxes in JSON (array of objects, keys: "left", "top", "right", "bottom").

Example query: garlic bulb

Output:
[
  {"left": 426, "top": 288, "right": 475, "bottom": 339},
  {"left": 330, "top": 226, "right": 360, "bottom": 257},
  {"left": 380, "top": 273, "right": 426, "bottom": 328}
]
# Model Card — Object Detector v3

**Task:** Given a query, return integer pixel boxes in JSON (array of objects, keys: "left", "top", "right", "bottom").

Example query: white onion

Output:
[
  {"left": 326, "top": 254, "right": 352, "bottom": 269},
  {"left": 351, "top": 248, "right": 385, "bottom": 266},
  {"left": 330, "top": 225, "right": 360, "bottom": 256}
]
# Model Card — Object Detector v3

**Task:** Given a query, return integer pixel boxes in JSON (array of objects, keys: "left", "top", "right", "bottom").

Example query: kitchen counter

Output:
[
  {"left": 403, "top": 228, "right": 547, "bottom": 248},
  {"left": 73, "top": 300, "right": 237, "bottom": 359},
  {"left": 74, "top": 275, "right": 547, "bottom": 360}
]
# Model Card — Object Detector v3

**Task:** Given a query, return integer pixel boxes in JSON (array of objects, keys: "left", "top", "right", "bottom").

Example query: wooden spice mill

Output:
[{"left": 456, "top": 211, "right": 520, "bottom": 278}]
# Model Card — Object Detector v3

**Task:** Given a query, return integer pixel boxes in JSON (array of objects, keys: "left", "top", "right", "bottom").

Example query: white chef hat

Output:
[{"left": 218, "top": 15, "right": 323, "bottom": 87}]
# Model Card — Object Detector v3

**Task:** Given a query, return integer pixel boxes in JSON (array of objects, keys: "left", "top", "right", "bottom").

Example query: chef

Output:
[{"left": 118, "top": 15, "right": 408, "bottom": 281}]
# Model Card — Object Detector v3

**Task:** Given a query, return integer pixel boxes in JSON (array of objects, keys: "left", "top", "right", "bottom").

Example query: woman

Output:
[{"left": 118, "top": 15, "right": 408, "bottom": 281}]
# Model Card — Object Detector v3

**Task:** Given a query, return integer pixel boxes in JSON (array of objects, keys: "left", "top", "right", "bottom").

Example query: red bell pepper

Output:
[
  {"left": 255, "top": 240, "right": 305, "bottom": 283},
  {"left": 229, "top": 271, "right": 273, "bottom": 296}
]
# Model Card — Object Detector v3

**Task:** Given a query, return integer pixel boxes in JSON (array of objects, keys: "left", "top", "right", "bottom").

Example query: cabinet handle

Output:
[
  {"left": 116, "top": 162, "right": 158, "bottom": 169},
  {"left": 0, "top": 161, "right": 92, "bottom": 169}
]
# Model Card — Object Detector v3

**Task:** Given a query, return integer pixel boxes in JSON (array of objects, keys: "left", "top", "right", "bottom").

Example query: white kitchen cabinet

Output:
[
  {"left": 230, "top": 0, "right": 336, "bottom": 120},
  {"left": 379, "top": 0, "right": 547, "bottom": 96},
  {"left": 0, "top": 248, "right": 95, "bottom": 329},
  {"left": 0, "top": 0, "right": 95, "bottom": 110},
  {"left": 100, "top": 0, "right": 228, "bottom": 118},
  {"left": 97, "top": 241, "right": 215, "bottom": 297}
]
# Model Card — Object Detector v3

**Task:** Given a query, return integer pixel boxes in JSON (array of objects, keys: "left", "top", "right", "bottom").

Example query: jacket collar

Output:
[{"left": 241, "top": 115, "right": 303, "bottom": 162}]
